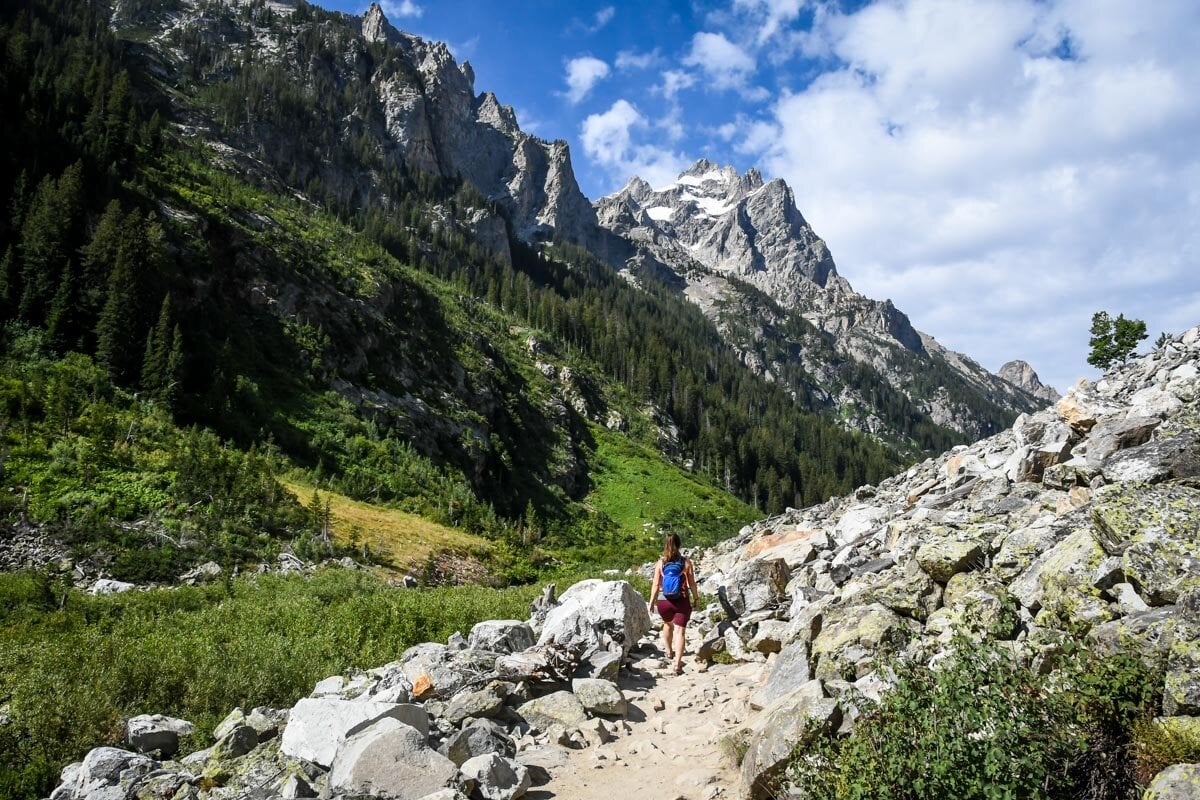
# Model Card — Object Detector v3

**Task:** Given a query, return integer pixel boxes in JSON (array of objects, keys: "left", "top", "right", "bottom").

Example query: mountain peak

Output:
[
  {"left": 361, "top": 2, "right": 392, "bottom": 43},
  {"left": 998, "top": 359, "right": 1060, "bottom": 403}
]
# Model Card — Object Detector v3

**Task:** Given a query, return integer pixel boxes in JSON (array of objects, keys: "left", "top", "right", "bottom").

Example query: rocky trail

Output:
[{"left": 525, "top": 632, "right": 752, "bottom": 800}]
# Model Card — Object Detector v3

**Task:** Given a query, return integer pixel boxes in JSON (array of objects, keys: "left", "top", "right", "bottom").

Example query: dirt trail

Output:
[{"left": 524, "top": 630, "right": 767, "bottom": 800}]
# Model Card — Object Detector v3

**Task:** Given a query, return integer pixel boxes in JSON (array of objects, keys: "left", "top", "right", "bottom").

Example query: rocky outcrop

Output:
[
  {"left": 48, "top": 581, "right": 651, "bottom": 800},
  {"left": 998, "top": 359, "right": 1060, "bottom": 403},
  {"left": 687, "top": 327, "right": 1200, "bottom": 798}
]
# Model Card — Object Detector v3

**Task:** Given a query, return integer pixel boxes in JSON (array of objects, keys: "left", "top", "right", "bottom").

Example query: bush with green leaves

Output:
[{"left": 786, "top": 633, "right": 1163, "bottom": 800}]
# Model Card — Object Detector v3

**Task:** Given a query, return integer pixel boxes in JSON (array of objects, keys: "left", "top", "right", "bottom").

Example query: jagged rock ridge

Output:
[{"left": 596, "top": 160, "right": 1043, "bottom": 441}]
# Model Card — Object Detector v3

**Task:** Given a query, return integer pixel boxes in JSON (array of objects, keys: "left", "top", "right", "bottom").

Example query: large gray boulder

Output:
[
  {"left": 459, "top": 753, "right": 531, "bottom": 800},
  {"left": 1144, "top": 763, "right": 1200, "bottom": 800},
  {"left": 749, "top": 639, "right": 810, "bottom": 711},
  {"left": 280, "top": 697, "right": 429, "bottom": 767},
  {"left": 515, "top": 691, "right": 588, "bottom": 732},
  {"left": 328, "top": 717, "right": 459, "bottom": 800},
  {"left": 738, "top": 680, "right": 841, "bottom": 800},
  {"left": 721, "top": 558, "right": 790, "bottom": 618},
  {"left": 439, "top": 719, "right": 515, "bottom": 766},
  {"left": 1101, "top": 432, "right": 1200, "bottom": 483},
  {"left": 397, "top": 643, "right": 499, "bottom": 698},
  {"left": 126, "top": 714, "right": 194, "bottom": 757},
  {"left": 535, "top": 580, "right": 651, "bottom": 659},
  {"left": 468, "top": 620, "right": 535, "bottom": 654},
  {"left": 570, "top": 678, "right": 627, "bottom": 716},
  {"left": 1083, "top": 416, "right": 1160, "bottom": 466},
  {"left": 1091, "top": 483, "right": 1200, "bottom": 605},
  {"left": 444, "top": 683, "right": 509, "bottom": 726},
  {"left": 916, "top": 535, "right": 983, "bottom": 584},
  {"left": 56, "top": 747, "right": 156, "bottom": 800},
  {"left": 810, "top": 603, "right": 917, "bottom": 682}
]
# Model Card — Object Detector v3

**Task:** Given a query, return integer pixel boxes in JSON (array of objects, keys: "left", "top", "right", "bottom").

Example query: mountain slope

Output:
[
  {"left": 596, "top": 161, "right": 1044, "bottom": 445},
  {"left": 0, "top": 0, "right": 905, "bottom": 586}
]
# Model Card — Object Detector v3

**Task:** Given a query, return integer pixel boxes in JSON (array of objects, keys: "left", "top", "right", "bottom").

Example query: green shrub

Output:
[{"left": 786, "top": 634, "right": 1162, "bottom": 800}]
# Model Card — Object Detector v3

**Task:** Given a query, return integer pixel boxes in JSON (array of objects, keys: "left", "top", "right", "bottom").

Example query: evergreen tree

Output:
[
  {"left": 1155, "top": 331, "right": 1174, "bottom": 349},
  {"left": 45, "top": 264, "right": 77, "bottom": 351},
  {"left": 165, "top": 324, "right": 184, "bottom": 411},
  {"left": 141, "top": 294, "right": 173, "bottom": 396},
  {"left": 95, "top": 252, "right": 139, "bottom": 383},
  {"left": 18, "top": 169, "right": 79, "bottom": 321},
  {"left": 1088, "top": 311, "right": 1148, "bottom": 370}
]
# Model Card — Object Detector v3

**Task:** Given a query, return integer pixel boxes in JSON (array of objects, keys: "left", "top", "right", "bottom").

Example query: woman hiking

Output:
[{"left": 648, "top": 532, "right": 700, "bottom": 675}]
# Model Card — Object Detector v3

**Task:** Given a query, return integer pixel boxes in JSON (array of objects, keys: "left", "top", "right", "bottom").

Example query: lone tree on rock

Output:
[{"left": 1088, "top": 311, "right": 1147, "bottom": 370}]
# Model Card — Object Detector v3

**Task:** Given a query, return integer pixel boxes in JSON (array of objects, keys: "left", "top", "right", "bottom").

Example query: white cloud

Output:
[
  {"left": 563, "top": 56, "right": 611, "bottom": 105},
  {"left": 741, "top": 0, "right": 1200, "bottom": 392},
  {"left": 684, "top": 32, "right": 755, "bottom": 87},
  {"left": 734, "top": 0, "right": 805, "bottom": 44},
  {"left": 616, "top": 48, "right": 661, "bottom": 71},
  {"left": 658, "top": 69, "right": 697, "bottom": 100},
  {"left": 682, "top": 31, "right": 767, "bottom": 99},
  {"left": 581, "top": 100, "right": 691, "bottom": 190},
  {"left": 591, "top": 6, "right": 616, "bottom": 32},
  {"left": 381, "top": 0, "right": 421, "bottom": 18}
]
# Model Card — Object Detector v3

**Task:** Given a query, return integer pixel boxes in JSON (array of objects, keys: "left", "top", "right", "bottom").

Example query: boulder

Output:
[
  {"left": 1008, "top": 529, "right": 1107, "bottom": 617},
  {"left": 515, "top": 691, "right": 587, "bottom": 732},
  {"left": 1083, "top": 416, "right": 1160, "bottom": 466},
  {"left": 570, "top": 678, "right": 627, "bottom": 716},
  {"left": 721, "top": 558, "right": 790, "bottom": 617},
  {"left": 916, "top": 537, "right": 983, "bottom": 584},
  {"left": 1101, "top": 432, "right": 1200, "bottom": 484},
  {"left": 439, "top": 719, "right": 515, "bottom": 766},
  {"left": 90, "top": 579, "right": 136, "bottom": 595},
  {"left": 1127, "top": 385, "right": 1184, "bottom": 419},
  {"left": 444, "top": 683, "right": 508, "bottom": 726},
  {"left": 856, "top": 560, "right": 942, "bottom": 622},
  {"left": 535, "top": 580, "right": 651, "bottom": 659},
  {"left": 1164, "top": 637, "right": 1200, "bottom": 716},
  {"left": 1087, "top": 608, "right": 1183, "bottom": 660},
  {"left": 738, "top": 680, "right": 841, "bottom": 800},
  {"left": 1057, "top": 384, "right": 1122, "bottom": 432},
  {"left": 1144, "top": 763, "right": 1200, "bottom": 800},
  {"left": 810, "top": 603, "right": 917, "bottom": 682},
  {"left": 126, "top": 714, "right": 194, "bottom": 757},
  {"left": 281, "top": 697, "right": 429, "bottom": 768},
  {"left": 459, "top": 753, "right": 531, "bottom": 800},
  {"left": 1092, "top": 483, "right": 1200, "bottom": 605},
  {"left": 213, "top": 724, "right": 258, "bottom": 759},
  {"left": 72, "top": 747, "right": 156, "bottom": 800},
  {"left": 468, "top": 620, "right": 535, "bottom": 654},
  {"left": 571, "top": 650, "right": 621, "bottom": 681},
  {"left": 328, "top": 717, "right": 459, "bottom": 800},
  {"left": 749, "top": 640, "right": 810, "bottom": 711},
  {"left": 398, "top": 644, "right": 499, "bottom": 698}
]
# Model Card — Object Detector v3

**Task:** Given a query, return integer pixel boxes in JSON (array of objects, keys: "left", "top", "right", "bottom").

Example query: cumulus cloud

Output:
[
  {"left": 581, "top": 100, "right": 691, "bottom": 190},
  {"left": 381, "top": 0, "right": 421, "bottom": 18},
  {"left": 563, "top": 56, "right": 610, "bottom": 104},
  {"left": 682, "top": 31, "right": 761, "bottom": 96},
  {"left": 740, "top": 0, "right": 1200, "bottom": 391},
  {"left": 591, "top": 6, "right": 616, "bottom": 32}
]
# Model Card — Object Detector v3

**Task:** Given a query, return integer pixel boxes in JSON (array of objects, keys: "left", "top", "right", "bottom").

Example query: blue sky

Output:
[{"left": 322, "top": 0, "right": 1200, "bottom": 396}]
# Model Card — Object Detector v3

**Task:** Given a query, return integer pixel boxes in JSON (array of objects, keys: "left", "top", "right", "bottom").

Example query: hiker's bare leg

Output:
[
  {"left": 661, "top": 621, "right": 675, "bottom": 658},
  {"left": 672, "top": 624, "right": 686, "bottom": 673}
]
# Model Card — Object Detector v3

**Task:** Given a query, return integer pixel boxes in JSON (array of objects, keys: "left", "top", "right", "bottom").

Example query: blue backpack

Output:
[{"left": 662, "top": 558, "right": 686, "bottom": 600}]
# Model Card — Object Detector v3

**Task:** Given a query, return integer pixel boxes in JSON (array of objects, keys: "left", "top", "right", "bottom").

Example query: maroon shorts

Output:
[{"left": 657, "top": 596, "right": 692, "bottom": 626}]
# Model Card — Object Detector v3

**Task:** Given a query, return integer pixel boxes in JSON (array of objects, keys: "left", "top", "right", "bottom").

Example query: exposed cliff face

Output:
[
  {"left": 123, "top": 1, "right": 1036, "bottom": 453},
  {"left": 596, "top": 161, "right": 1041, "bottom": 442},
  {"left": 999, "top": 359, "right": 1061, "bottom": 403}
]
